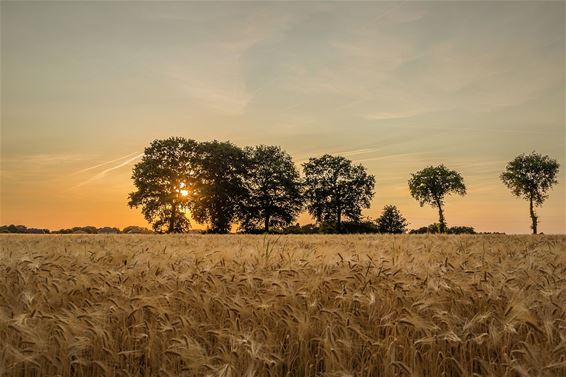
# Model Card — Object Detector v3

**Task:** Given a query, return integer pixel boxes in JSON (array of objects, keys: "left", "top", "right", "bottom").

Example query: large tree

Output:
[
  {"left": 303, "top": 155, "right": 375, "bottom": 232},
  {"left": 408, "top": 165, "right": 466, "bottom": 233},
  {"left": 191, "top": 140, "right": 249, "bottom": 233},
  {"left": 376, "top": 205, "right": 408, "bottom": 234},
  {"left": 500, "top": 152, "right": 559, "bottom": 234},
  {"left": 240, "top": 145, "right": 303, "bottom": 233},
  {"left": 128, "top": 137, "right": 198, "bottom": 233}
]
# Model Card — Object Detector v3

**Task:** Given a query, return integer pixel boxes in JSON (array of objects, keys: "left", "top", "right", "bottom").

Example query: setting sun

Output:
[{"left": 178, "top": 182, "right": 189, "bottom": 197}]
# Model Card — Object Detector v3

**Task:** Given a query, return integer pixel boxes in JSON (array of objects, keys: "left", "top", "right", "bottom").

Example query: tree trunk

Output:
[
  {"left": 436, "top": 198, "right": 446, "bottom": 233},
  {"left": 169, "top": 202, "right": 177, "bottom": 233},
  {"left": 336, "top": 208, "right": 342, "bottom": 233},
  {"left": 529, "top": 196, "right": 538, "bottom": 234}
]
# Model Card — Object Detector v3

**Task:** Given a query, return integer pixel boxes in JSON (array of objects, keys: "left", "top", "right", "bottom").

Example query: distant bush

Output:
[
  {"left": 282, "top": 223, "right": 318, "bottom": 234},
  {"left": 1, "top": 225, "right": 155, "bottom": 234},
  {"left": 54, "top": 226, "right": 99, "bottom": 234},
  {"left": 97, "top": 227, "right": 121, "bottom": 234},
  {"left": 339, "top": 221, "right": 379, "bottom": 234},
  {"left": 122, "top": 226, "right": 153, "bottom": 234},
  {"left": 409, "top": 224, "right": 476, "bottom": 234},
  {"left": 239, "top": 228, "right": 283, "bottom": 235},
  {"left": 0, "top": 224, "right": 50, "bottom": 234},
  {"left": 281, "top": 221, "right": 378, "bottom": 234},
  {"left": 448, "top": 226, "right": 476, "bottom": 234},
  {"left": 409, "top": 224, "right": 440, "bottom": 234}
]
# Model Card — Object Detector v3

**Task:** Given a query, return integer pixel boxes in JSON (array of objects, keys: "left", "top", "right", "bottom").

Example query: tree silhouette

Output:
[
  {"left": 376, "top": 205, "right": 408, "bottom": 234},
  {"left": 408, "top": 165, "right": 466, "bottom": 233},
  {"left": 128, "top": 137, "right": 198, "bottom": 233},
  {"left": 191, "top": 140, "right": 249, "bottom": 233},
  {"left": 240, "top": 145, "right": 303, "bottom": 233},
  {"left": 500, "top": 152, "right": 559, "bottom": 234},
  {"left": 303, "top": 155, "right": 375, "bottom": 232}
]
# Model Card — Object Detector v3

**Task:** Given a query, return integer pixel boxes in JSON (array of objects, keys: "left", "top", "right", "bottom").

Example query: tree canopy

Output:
[
  {"left": 500, "top": 152, "right": 559, "bottom": 234},
  {"left": 376, "top": 205, "right": 408, "bottom": 234},
  {"left": 408, "top": 165, "right": 466, "bottom": 233},
  {"left": 239, "top": 145, "right": 303, "bottom": 233},
  {"left": 302, "top": 155, "right": 375, "bottom": 232},
  {"left": 127, "top": 137, "right": 556, "bottom": 235},
  {"left": 190, "top": 141, "right": 249, "bottom": 233},
  {"left": 128, "top": 137, "right": 198, "bottom": 233}
]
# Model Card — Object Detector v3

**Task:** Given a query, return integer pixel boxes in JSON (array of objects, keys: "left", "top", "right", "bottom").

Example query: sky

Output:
[{"left": 1, "top": 1, "right": 564, "bottom": 234}]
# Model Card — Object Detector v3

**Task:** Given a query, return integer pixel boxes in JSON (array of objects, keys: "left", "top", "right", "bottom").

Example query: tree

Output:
[
  {"left": 500, "top": 152, "right": 559, "bottom": 234},
  {"left": 376, "top": 205, "right": 408, "bottom": 234},
  {"left": 128, "top": 137, "right": 198, "bottom": 233},
  {"left": 408, "top": 165, "right": 466, "bottom": 233},
  {"left": 239, "top": 145, "right": 303, "bottom": 233},
  {"left": 303, "top": 155, "right": 375, "bottom": 232},
  {"left": 191, "top": 140, "right": 249, "bottom": 233}
]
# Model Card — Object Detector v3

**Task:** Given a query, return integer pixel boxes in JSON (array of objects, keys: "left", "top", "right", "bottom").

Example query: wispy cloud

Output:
[
  {"left": 153, "top": 8, "right": 294, "bottom": 116},
  {"left": 335, "top": 148, "right": 381, "bottom": 157},
  {"left": 353, "top": 151, "right": 423, "bottom": 163},
  {"left": 3, "top": 154, "right": 88, "bottom": 165},
  {"left": 74, "top": 153, "right": 143, "bottom": 188},
  {"left": 1, "top": 154, "right": 90, "bottom": 182},
  {"left": 275, "top": 2, "right": 562, "bottom": 125},
  {"left": 73, "top": 152, "right": 140, "bottom": 174}
]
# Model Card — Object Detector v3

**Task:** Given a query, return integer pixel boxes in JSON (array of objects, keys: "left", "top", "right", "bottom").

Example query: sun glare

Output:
[{"left": 177, "top": 182, "right": 189, "bottom": 197}]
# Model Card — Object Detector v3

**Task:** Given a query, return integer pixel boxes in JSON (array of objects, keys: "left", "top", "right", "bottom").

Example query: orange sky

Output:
[{"left": 1, "top": 2, "right": 564, "bottom": 233}]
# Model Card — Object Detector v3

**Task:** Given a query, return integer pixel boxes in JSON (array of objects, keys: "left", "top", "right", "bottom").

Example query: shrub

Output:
[
  {"left": 409, "top": 224, "right": 476, "bottom": 234},
  {"left": 122, "top": 226, "right": 153, "bottom": 234},
  {"left": 376, "top": 205, "right": 408, "bottom": 234}
]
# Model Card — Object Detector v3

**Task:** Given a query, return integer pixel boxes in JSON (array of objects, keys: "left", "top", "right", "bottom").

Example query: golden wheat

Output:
[{"left": 0, "top": 234, "right": 565, "bottom": 376}]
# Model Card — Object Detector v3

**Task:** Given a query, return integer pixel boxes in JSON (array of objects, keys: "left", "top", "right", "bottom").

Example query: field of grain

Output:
[{"left": 1, "top": 235, "right": 565, "bottom": 377}]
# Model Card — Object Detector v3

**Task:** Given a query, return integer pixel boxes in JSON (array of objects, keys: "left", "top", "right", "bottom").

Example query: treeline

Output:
[
  {"left": 128, "top": 137, "right": 559, "bottom": 234},
  {"left": 0, "top": 225, "right": 50, "bottom": 234},
  {"left": 129, "top": 138, "right": 381, "bottom": 234},
  {"left": 409, "top": 224, "right": 476, "bottom": 235},
  {"left": 1, "top": 222, "right": 509, "bottom": 235},
  {"left": 0, "top": 225, "right": 152, "bottom": 234},
  {"left": 2, "top": 140, "right": 557, "bottom": 235}
]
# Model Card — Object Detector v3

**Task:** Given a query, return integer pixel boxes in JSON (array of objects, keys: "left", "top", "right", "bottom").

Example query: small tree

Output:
[
  {"left": 376, "top": 205, "right": 408, "bottom": 234},
  {"left": 240, "top": 145, "right": 303, "bottom": 233},
  {"left": 408, "top": 165, "right": 466, "bottom": 233},
  {"left": 191, "top": 140, "right": 249, "bottom": 233},
  {"left": 128, "top": 137, "right": 198, "bottom": 233},
  {"left": 303, "top": 154, "right": 375, "bottom": 232},
  {"left": 500, "top": 152, "right": 559, "bottom": 234}
]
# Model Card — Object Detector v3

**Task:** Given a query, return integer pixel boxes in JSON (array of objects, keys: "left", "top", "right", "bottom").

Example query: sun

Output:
[{"left": 178, "top": 182, "right": 189, "bottom": 197}]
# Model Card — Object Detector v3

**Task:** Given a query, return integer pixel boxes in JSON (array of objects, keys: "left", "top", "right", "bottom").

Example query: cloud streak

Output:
[
  {"left": 74, "top": 152, "right": 141, "bottom": 174},
  {"left": 74, "top": 153, "right": 143, "bottom": 188}
]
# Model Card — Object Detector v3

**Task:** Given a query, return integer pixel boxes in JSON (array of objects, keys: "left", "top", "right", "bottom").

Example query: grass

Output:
[{"left": 1, "top": 234, "right": 565, "bottom": 376}]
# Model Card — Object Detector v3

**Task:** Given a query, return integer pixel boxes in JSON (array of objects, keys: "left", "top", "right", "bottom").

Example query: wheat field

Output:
[{"left": 0, "top": 234, "right": 565, "bottom": 377}]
